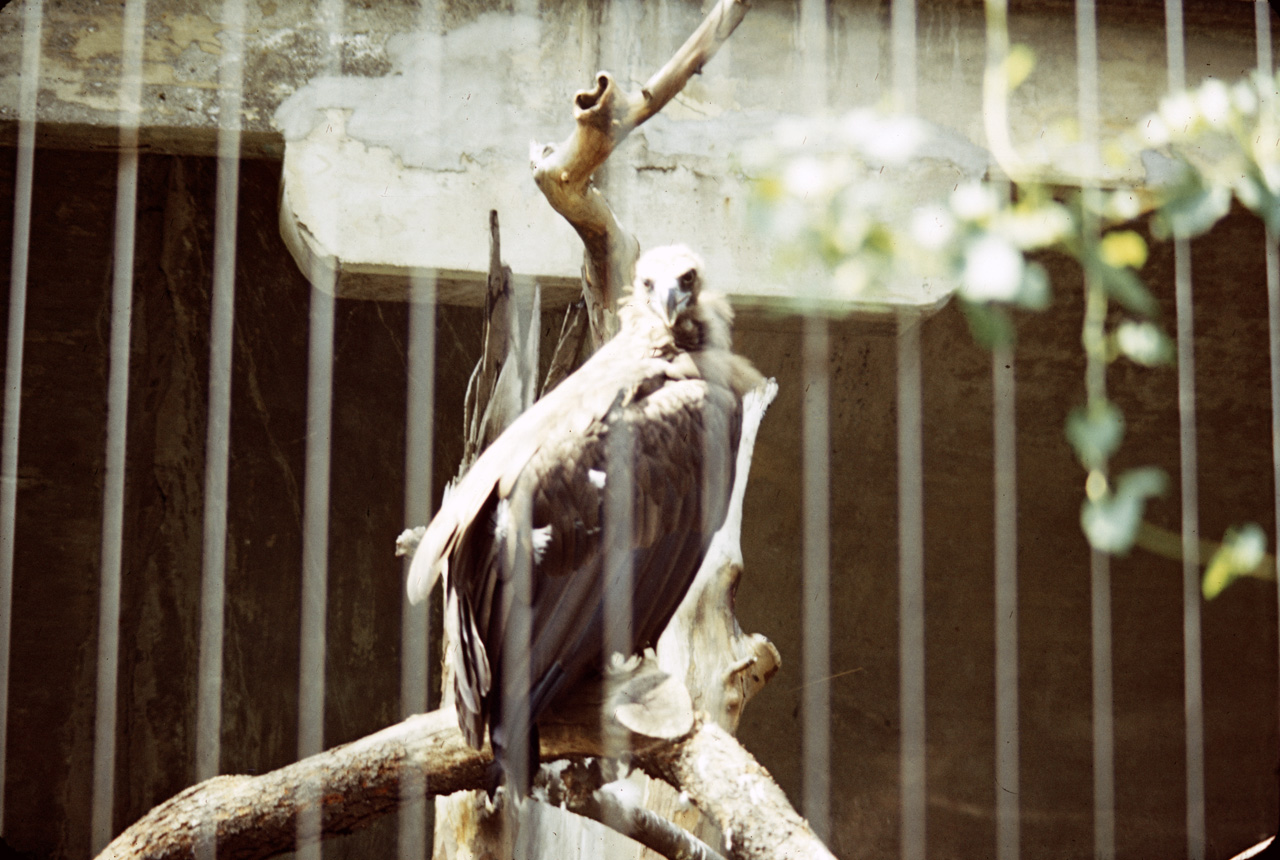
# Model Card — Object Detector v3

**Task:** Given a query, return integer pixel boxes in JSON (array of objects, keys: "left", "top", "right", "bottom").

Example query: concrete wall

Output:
[{"left": 2, "top": 1, "right": 1273, "bottom": 305}]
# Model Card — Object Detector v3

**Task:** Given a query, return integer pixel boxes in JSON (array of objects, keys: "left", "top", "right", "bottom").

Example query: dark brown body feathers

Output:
[{"left": 406, "top": 245, "right": 762, "bottom": 788}]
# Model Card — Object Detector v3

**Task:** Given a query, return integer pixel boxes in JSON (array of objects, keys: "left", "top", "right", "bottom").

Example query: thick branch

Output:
[
  {"left": 638, "top": 720, "right": 838, "bottom": 860},
  {"left": 96, "top": 707, "right": 833, "bottom": 860},
  {"left": 96, "top": 709, "right": 655, "bottom": 860},
  {"left": 531, "top": 0, "right": 750, "bottom": 346}
]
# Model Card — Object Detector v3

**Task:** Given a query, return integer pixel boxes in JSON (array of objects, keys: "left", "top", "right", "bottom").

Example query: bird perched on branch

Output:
[{"left": 407, "top": 245, "right": 763, "bottom": 794}]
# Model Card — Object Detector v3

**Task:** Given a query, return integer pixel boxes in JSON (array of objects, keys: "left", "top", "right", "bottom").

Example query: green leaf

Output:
[
  {"left": 1080, "top": 467, "right": 1168, "bottom": 555},
  {"left": 1113, "top": 321, "right": 1174, "bottom": 366},
  {"left": 1203, "top": 523, "right": 1268, "bottom": 599},
  {"left": 1096, "top": 262, "right": 1159, "bottom": 318},
  {"left": 1015, "top": 261, "right": 1051, "bottom": 311},
  {"left": 960, "top": 300, "right": 1015, "bottom": 349},
  {"left": 1153, "top": 172, "right": 1232, "bottom": 240},
  {"left": 1115, "top": 466, "right": 1168, "bottom": 499},
  {"left": 1066, "top": 401, "right": 1125, "bottom": 470}
]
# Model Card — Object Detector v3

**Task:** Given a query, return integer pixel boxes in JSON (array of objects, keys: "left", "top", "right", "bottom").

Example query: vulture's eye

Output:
[
  {"left": 643, "top": 278, "right": 654, "bottom": 290},
  {"left": 678, "top": 270, "right": 697, "bottom": 290}
]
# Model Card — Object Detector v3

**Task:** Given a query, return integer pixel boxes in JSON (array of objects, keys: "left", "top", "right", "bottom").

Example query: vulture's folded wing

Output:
[{"left": 471, "top": 373, "right": 744, "bottom": 726}]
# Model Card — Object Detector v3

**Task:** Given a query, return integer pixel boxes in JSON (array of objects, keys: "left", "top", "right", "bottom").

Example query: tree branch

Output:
[
  {"left": 95, "top": 707, "right": 835, "bottom": 860},
  {"left": 639, "top": 720, "right": 838, "bottom": 860},
  {"left": 543, "top": 759, "right": 729, "bottom": 860},
  {"left": 531, "top": 0, "right": 751, "bottom": 347}
]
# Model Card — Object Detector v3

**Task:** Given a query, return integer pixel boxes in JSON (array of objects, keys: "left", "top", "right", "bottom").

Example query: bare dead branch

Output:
[
  {"left": 531, "top": 0, "right": 751, "bottom": 347},
  {"left": 541, "top": 300, "right": 589, "bottom": 396},
  {"left": 462, "top": 210, "right": 515, "bottom": 466},
  {"left": 543, "top": 759, "right": 728, "bottom": 860},
  {"left": 640, "top": 720, "right": 839, "bottom": 860},
  {"left": 95, "top": 706, "right": 834, "bottom": 860}
]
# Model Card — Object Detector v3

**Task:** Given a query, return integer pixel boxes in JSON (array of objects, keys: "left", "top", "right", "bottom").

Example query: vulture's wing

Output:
[{"left": 452, "top": 366, "right": 743, "bottom": 767}]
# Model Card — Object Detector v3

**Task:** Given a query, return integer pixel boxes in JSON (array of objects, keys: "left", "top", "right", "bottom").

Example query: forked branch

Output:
[{"left": 531, "top": 0, "right": 751, "bottom": 347}]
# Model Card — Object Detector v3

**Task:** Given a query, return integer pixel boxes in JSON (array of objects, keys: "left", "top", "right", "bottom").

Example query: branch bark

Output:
[
  {"left": 95, "top": 707, "right": 832, "bottom": 860},
  {"left": 640, "top": 721, "right": 837, "bottom": 860},
  {"left": 531, "top": 0, "right": 751, "bottom": 347}
]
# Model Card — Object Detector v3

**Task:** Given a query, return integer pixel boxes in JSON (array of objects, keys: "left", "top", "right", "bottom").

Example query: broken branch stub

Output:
[{"left": 531, "top": 0, "right": 751, "bottom": 349}]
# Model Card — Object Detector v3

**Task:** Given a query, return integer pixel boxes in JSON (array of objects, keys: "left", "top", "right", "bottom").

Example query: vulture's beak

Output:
[{"left": 651, "top": 276, "right": 693, "bottom": 326}]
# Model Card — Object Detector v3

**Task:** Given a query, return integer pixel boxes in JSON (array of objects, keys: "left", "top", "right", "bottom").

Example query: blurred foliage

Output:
[{"left": 746, "top": 63, "right": 1280, "bottom": 595}]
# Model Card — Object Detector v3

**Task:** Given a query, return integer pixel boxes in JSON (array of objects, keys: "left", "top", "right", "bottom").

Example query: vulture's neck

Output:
[{"left": 619, "top": 292, "right": 762, "bottom": 398}]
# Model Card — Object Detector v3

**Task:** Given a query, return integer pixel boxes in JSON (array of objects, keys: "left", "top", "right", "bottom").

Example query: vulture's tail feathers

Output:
[
  {"left": 489, "top": 662, "right": 566, "bottom": 799},
  {"left": 450, "top": 592, "right": 492, "bottom": 748}
]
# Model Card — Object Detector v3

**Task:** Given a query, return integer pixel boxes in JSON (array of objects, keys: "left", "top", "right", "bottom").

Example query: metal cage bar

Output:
[
  {"left": 0, "top": 0, "right": 43, "bottom": 837},
  {"left": 90, "top": 0, "right": 148, "bottom": 850}
]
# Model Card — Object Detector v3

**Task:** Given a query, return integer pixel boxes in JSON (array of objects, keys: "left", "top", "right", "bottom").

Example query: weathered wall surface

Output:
[{"left": 1, "top": 1, "right": 1272, "bottom": 305}]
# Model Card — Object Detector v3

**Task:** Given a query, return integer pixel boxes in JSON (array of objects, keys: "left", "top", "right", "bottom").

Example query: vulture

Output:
[{"left": 407, "top": 244, "right": 763, "bottom": 793}]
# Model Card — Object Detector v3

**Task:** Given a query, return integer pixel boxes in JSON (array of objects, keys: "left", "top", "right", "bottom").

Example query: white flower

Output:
[
  {"left": 1139, "top": 113, "right": 1170, "bottom": 147},
  {"left": 833, "top": 258, "right": 870, "bottom": 296},
  {"left": 910, "top": 204, "right": 956, "bottom": 250},
  {"left": 961, "top": 235, "right": 1024, "bottom": 302},
  {"left": 783, "top": 156, "right": 827, "bottom": 198},
  {"left": 951, "top": 182, "right": 1000, "bottom": 222},
  {"left": 1105, "top": 190, "right": 1143, "bottom": 222},
  {"left": 1232, "top": 79, "right": 1259, "bottom": 116},
  {"left": 1195, "top": 79, "right": 1231, "bottom": 128},
  {"left": 1159, "top": 91, "right": 1197, "bottom": 136},
  {"left": 1000, "top": 205, "right": 1071, "bottom": 249},
  {"left": 856, "top": 114, "right": 928, "bottom": 166}
]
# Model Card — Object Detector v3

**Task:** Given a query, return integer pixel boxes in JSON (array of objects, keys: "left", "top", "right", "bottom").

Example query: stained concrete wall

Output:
[{"left": 2, "top": 1, "right": 1274, "bottom": 306}]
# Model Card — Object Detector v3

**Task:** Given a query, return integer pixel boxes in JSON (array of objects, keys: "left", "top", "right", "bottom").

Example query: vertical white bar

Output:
[
  {"left": 1260, "top": 12, "right": 1280, "bottom": 857},
  {"left": 1164, "top": 3, "right": 1203, "bottom": 856},
  {"left": 1267, "top": 228, "right": 1280, "bottom": 837},
  {"left": 898, "top": 313, "right": 926, "bottom": 860},
  {"left": 993, "top": 344, "right": 1019, "bottom": 860},
  {"left": 890, "top": 1, "right": 923, "bottom": 853},
  {"left": 1089, "top": 546, "right": 1114, "bottom": 860},
  {"left": 297, "top": 268, "right": 335, "bottom": 860},
  {"left": 1165, "top": 0, "right": 1186, "bottom": 94},
  {"left": 1174, "top": 236, "right": 1205, "bottom": 860},
  {"left": 0, "top": 0, "right": 43, "bottom": 836},
  {"left": 604, "top": 396, "right": 633, "bottom": 766},
  {"left": 195, "top": 3, "right": 244, "bottom": 857},
  {"left": 399, "top": 0, "right": 441, "bottom": 850},
  {"left": 1076, "top": 1, "right": 1116, "bottom": 857},
  {"left": 1075, "top": 0, "right": 1099, "bottom": 168},
  {"left": 1084, "top": 269, "right": 1115, "bottom": 860},
  {"left": 297, "top": 4, "right": 343, "bottom": 855},
  {"left": 802, "top": 315, "right": 831, "bottom": 842},
  {"left": 1258, "top": 0, "right": 1274, "bottom": 76},
  {"left": 799, "top": 0, "right": 828, "bottom": 108},
  {"left": 891, "top": 0, "right": 917, "bottom": 113},
  {"left": 91, "top": 0, "right": 147, "bottom": 851},
  {"left": 796, "top": 0, "right": 830, "bottom": 841},
  {"left": 399, "top": 273, "right": 435, "bottom": 860},
  {"left": 197, "top": 0, "right": 245, "bottom": 787},
  {"left": 501, "top": 491, "right": 533, "bottom": 795}
]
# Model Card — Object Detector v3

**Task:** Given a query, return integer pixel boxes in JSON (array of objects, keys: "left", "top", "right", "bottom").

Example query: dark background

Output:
[{"left": 0, "top": 146, "right": 1277, "bottom": 860}]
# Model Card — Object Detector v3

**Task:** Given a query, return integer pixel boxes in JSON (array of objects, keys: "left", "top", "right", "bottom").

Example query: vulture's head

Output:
[
  {"left": 630, "top": 244, "right": 733, "bottom": 351},
  {"left": 635, "top": 244, "right": 705, "bottom": 327}
]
